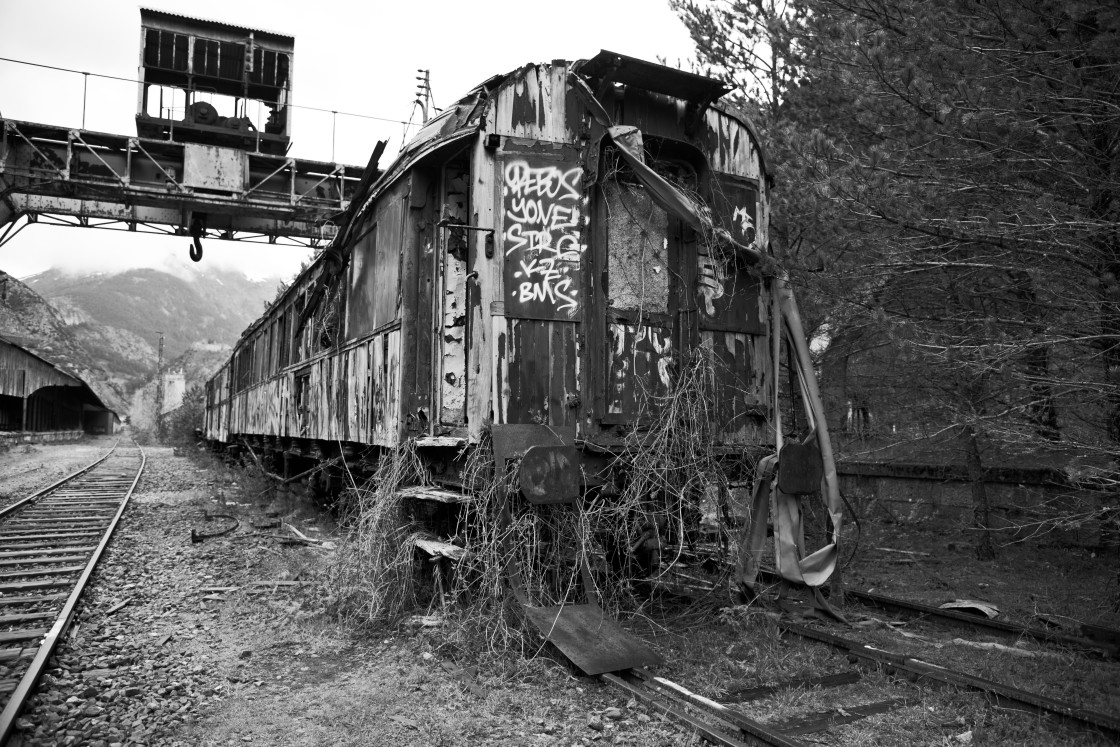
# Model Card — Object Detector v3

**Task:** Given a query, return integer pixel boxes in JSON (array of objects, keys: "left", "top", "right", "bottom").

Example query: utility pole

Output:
[
  {"left": 415, "top": 69, "right": 431, "bottom": 123},
  {"left": 155, "top": 332, "right": 165, "bottom": 442}
]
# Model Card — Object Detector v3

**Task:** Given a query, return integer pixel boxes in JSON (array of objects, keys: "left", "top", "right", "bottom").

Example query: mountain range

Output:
[{"left": 0, "top": 266, "right": 284, "bottom": 418}]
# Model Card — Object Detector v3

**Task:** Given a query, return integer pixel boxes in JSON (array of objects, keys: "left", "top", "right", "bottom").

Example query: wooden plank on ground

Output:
[
  {"left": 725, "top": 671, "right": 861, "bottom": 702},
  {"left": 774, "top": 698, "right": 910, "bottom": 735}
]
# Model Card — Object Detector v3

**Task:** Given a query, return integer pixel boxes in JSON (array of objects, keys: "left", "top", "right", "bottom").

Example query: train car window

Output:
[
  {"left": 598, "top": 145, "right": 692, "bottom": 422},
  {"left": 144, "top": 29, "right": 189, "bottom": 73},
  {"left": 345, "top": 225, "right": 375, "bottom": 339},
  {"left": 268, "top": 321, "right": 277, "bottom": 375},
  {"left": 236, "top": 343, "right": 251, "bottom": 392},
  {"left": 292, "top": 290, "right": 308, "bottom": 364},
  {"left": 372, "top": 208, "right": 403, "bottom": 329},
  {"left": 603, "top": 181, "right": 669, "bottom": 314},
  {"left": 697, "top": 173, "right": 764, "bottom": 335},
  {"left": 192, "top": 39, "right": 245, "bottom": 81},
  {"left": 317, "top": 281, "right": 343, "bottom": 350},
  {"left": 278, "top": 309, "right": 290, "bottom": 369},
  {"left": 294, "top": 370, "right": 311, "bottom": 436},
  {"left": 253, "top": 332, "right": 264, "bottom": 384},
  {"left": 346, "top": 189, "right": 405, "bottom": 338}
]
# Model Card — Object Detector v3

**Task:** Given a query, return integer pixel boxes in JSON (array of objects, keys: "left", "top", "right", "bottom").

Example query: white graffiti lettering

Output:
[
  {"left": 732, "top": 205, "right": 756, "bottom": 242},
  {"left": 697, "top": 256, "right": 727, "bottom": 317},
  {"left": 502, "top": 160, "right": 584, "bottom": 315},
  {"left": 503, "top": 161, "right": 581, "bottom": 201}
]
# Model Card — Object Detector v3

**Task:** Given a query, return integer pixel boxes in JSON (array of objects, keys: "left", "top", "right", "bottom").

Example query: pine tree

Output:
[{"left": 675, "top": 0, "right": 1120, "bottom": 560}]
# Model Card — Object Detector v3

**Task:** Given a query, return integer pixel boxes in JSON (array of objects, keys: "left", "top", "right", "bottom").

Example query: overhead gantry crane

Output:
[{"left": 0, "top": 9, "right": 371, "bottom": 260}]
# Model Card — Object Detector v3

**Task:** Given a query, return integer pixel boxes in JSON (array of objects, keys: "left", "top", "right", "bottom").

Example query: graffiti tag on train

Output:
[{"left": 502, "top": 160, "right": 584, "bottom": 317}]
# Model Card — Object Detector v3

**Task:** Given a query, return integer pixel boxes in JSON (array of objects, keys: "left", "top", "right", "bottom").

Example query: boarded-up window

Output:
[
  {"left": 604, "top": 182, "right": 669, "bottom": 313},
  {"left": 346, "top": 198, "right": 403, "bottom": 339},
  {"left": 277, "top": 310, "right": 290, "bottom": 369}
]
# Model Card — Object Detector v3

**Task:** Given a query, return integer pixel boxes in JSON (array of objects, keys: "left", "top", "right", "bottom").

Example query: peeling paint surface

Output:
[
  {"left": 206, "top": 57, "right": 777, "bottom": 453},
  {"left": 226, "top": 330, "right": 400, "bottom": 447},
  {"left": 440, "top": 165, "right": 468, "bottom": 425},
  {"left": 500, "top": 318, "right": 578, "bottom": 427},
  {"left": 701, "top": 330, "right": 762, "bottom": 441},
  {"left": 605, "top": 323, "right": 673, "bottom": 419}
]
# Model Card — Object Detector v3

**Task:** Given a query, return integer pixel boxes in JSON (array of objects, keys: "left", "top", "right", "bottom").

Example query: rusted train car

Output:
[
  {"left": 203, "top": 53, "right": 840, "bottom": 639},
  {"left": 206, "top": 50, "right": 773, "bottom": 456}
]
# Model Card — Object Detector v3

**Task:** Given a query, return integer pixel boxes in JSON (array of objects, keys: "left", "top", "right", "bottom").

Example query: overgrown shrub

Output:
[{"left": 161, "top": 385, "right": 205, "bottom": 446}]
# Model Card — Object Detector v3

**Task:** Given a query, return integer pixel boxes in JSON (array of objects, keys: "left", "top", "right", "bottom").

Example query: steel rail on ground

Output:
[
  {"left": 777, "top": 618, "right": 1120, "bottom": 741},
  {"left": 751, "top": 568, "right": 1119, "bottom": 658},
  {"left": 0, "top": 438, "right": 121, "bottom": 521},
  {"left": 0, "top": 439, "right": 145, "bottom": 743},
  {"left": 601, "top": 670, "right": 797, "bottom": 747}
]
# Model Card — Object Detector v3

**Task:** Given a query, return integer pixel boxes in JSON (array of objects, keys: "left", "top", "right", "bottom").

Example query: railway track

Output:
[
  {"left": 749, "top": 568, "right": 1120, "bottom": 659},
  {"left": 604, "top": 558, "right": 1120, "bottom": 745},
  {"left": 601, "top": 613, "right": 1120, "bottom": 746},
  {"left": 0, "top": 439, "right": 144, "bottom": 743}
]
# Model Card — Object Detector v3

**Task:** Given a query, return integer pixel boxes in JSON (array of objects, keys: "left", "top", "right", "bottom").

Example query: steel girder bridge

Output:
[
  {"left": 0, "top": 9, "right": 368, "bottom": 259},
  {"left": 0, "top": 118, "right": 363, "bottom": 257}
]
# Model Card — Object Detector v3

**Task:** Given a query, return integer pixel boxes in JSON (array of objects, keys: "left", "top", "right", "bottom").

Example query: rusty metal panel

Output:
[
  {"left": 701, "top": 109, "right": 761, "bottom": 179},
  {"left": 702, "top": 330, "right": 764, "bottom": 443},
  {"left": 522, "top": 603, "right": 663, "bottom": 675},
  {"left": 604, "top": 322, "right": 673, "bottom": 422},
  {"left": 697, "top": 256, "right": 763, "bottom": 335},
  {"left": 385, "top": 328, "right": 401, "bottom": 442},
  {"left": 498, "top": 150, "right": 585, "bottom": 322},
  {"left": 182, "top": 143, "right": 246, "bottom": 192},
  {"left": 362, "top": 329, "right": 401, "bottom": 446},
  {"left": 498, "top": 318, "right": 578, "bottom": 427},
  {"left": 232, "top": 374, "right": 289, "bottom": 438},
  {"left": 519, "top": 445, "right": 580, "bottom": 504},
  {"left": 493, "top": 64, "right": 575, "bottom": 142}
]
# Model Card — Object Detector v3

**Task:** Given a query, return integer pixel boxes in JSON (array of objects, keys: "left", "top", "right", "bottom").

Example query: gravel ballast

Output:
[{"left": 8, "top": 441, "right": 697, "bottom": 747}]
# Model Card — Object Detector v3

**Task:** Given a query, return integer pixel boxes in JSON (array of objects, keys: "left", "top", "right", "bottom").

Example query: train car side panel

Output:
[
  {"left": 203, "top": 361, "right": 230, "bottom": 442},
  {"left": 469, "top": 132, "right": 498, "bottom": 441}
]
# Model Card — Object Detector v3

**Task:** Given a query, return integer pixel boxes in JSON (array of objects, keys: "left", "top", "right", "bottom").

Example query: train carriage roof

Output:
[{"left": 243, "top": 53, "right": 770, "bottom": 344}]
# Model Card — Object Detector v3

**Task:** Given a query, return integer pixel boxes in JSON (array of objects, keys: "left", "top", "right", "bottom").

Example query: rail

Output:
[{"left": 0, "top": 439, "right": 146, "bottom": 743}]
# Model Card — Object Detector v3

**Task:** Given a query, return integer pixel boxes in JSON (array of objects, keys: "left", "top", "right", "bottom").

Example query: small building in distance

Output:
[{"left": 0, "top": 335, "right": 120, "bottom": 441}]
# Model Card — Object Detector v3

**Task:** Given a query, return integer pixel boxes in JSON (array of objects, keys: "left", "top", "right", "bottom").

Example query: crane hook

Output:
[{"left": 188, "top": 216, "right": 204, "bottom": 262}]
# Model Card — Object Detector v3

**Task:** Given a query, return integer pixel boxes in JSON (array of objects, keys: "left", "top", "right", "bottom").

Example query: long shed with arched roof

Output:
[{"left": 0, "top": 335, "right": 120, "bottom": 439}]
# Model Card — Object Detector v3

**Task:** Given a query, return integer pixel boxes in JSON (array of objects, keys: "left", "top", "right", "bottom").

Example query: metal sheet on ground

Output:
[{"left": 523, "top": 603, "right": 662, "bottom": 675}]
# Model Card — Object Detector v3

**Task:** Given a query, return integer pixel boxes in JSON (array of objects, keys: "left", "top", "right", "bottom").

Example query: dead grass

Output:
[{"left": 315, "top": 350, "right": 760, "bottom": 673}]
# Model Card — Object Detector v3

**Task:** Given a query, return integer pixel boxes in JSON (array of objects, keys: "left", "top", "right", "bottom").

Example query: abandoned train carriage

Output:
[{"left": 204, "top": 51, "right": 779, "bottom": 490}]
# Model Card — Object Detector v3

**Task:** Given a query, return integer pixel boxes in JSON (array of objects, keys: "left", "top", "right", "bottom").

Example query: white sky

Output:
[{"left": 0, "top": 0, "right": 698, "bottom": 282}]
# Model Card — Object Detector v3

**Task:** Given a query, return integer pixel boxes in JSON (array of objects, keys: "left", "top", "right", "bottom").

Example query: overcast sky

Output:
[{"left": 0, "top": 0, "right": 698, "bottom": 282}]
